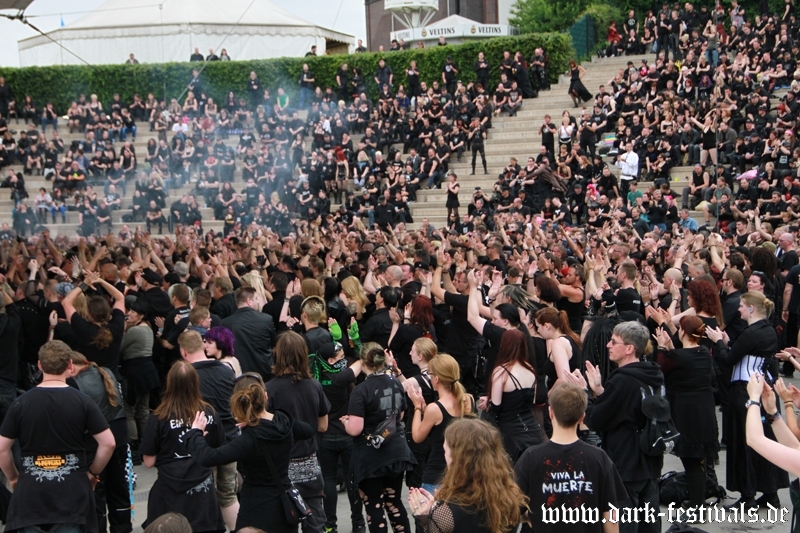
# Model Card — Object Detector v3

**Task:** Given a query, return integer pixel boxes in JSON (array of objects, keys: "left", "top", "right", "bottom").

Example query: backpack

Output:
[
  {"left": 658, "top": 470, "right": 727, "bottom": 506},
  {"left": 633, "top": 377, "right": 680, "bottom": 456}
]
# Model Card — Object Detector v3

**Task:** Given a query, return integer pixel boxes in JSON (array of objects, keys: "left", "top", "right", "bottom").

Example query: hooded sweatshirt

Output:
[{"left": 584, "top": 360, "right": 665, "bottom": 482}]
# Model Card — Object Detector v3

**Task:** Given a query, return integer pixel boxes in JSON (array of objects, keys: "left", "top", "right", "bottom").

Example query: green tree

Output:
[{"left": 510, "top": 0, "right": 591, "bottom": 33}]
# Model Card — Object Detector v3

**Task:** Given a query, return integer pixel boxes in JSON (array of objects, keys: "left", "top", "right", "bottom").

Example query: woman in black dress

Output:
[
  {"left": 706, "top": 291, "right": 789, "bottom": 510},
  {"left": 445, "top": 172, "right": 460, "bottom": 220},
  {"left": 343, "top": 346, "right": 416, "bottom": 533},
  {"left": 567, "top": 60, "right": 592, "bottom": 108},
  {"left": 478, "top": 328, "right": 544, "bottom": 463},
  {"left": 187, "top": 372, "right": 315, "bottom": 533},
  {"left": 140, "top": 361, "right": 225, "bottom": 533},
  {"left": 653, "top": 316, "right": 719, "bottom": 508}
]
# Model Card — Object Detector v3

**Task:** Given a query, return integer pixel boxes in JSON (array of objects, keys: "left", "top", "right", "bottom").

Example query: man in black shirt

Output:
[
  {"left": 473, "top": 52, "right": 490, "bottom": 90},
  {"left": 374, "top": 59, "right": 393, "bottom": 91},
  {"left": 441, "top": 56, "right": 458, "bottom": 96},
  {"left": 178, "top": 330, "right": 239, "bottom": 530},
  {"left": 190, "top": 47, "right": 204, "bottom": 61},
  {"left": 430, "top": 253, "right": 481, "bottom": 394},
  {"left": 0, "top": 341, "right": 115, "bottom": 533}
]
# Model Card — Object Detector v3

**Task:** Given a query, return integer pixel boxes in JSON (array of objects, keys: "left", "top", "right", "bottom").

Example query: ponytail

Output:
[
  {"left": 452, "top": 381, "right": 475, "bottom": 418},
  {"left": 230, "top": 383, "right": 267, "bottom": 427},
  {"left": 94, "top": 363, "right": 120, "bottom": 407},
  {"left": 535, "top": 307, "right": 582, "bottom": 349},
  {"left": 69, "top": 351, "right": 120, "bottom": 407},
  {"left": 92, "top": 323, "right": 114, "bottom": 350}
]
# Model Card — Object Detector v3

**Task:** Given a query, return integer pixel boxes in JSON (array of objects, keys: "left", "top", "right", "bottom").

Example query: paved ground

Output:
[{"left": 127, "top": 383, "right": 800, "bottom": 533}]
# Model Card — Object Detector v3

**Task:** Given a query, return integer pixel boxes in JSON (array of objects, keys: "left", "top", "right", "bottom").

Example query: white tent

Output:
[{"left": 18, "top": 0, "right": 354, "bottom": 67}]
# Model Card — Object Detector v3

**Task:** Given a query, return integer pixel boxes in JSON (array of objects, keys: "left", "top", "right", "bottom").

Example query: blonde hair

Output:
[
  {"left": 340, "top": 276, "right": 368, "bottom": 320},
  {"left": 412, "top": 337, "right": 438, "bottom": 363},
  {"left": 241, "top": 271, "right": 269, "bottom": 303},
  {"left": 427, "top": 354, "right": 472, "bottom": 417},
  {"left": 741, "top": 290, "right": 775, "bottom": 318}
]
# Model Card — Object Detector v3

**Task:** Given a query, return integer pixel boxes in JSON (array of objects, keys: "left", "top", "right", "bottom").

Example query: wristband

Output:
[
  {"left": 88, "top": 469, "right": 101, "bottom": 478},
  {"left": 79, "top": 282, "right": 90, "bottom": 293}
]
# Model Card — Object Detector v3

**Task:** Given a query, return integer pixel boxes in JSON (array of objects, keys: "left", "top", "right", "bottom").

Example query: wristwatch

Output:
[
  {"left": 765, "top": 411, "right": 781, "bottom": 424},
  {"left": 745, "top": 399, "right": 762, "bottom": 409}
]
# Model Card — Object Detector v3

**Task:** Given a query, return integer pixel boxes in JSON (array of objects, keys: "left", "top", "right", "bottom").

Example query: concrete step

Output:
[
  {"left": 22, "top": 220, "right": 225, "bottom": 238},
  {"left": 37, "top": 207, "right": 215, "bottom": 224}
]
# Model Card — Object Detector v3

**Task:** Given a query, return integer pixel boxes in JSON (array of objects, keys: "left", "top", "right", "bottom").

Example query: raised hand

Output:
[{"left": 585, "top": 361, "right": 602, "bottom": 391}]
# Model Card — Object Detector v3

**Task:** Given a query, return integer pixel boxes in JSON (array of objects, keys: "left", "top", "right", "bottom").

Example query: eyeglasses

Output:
[
  {"left": 234, "top": 372, "right": 265, "bottom": 385},
  {"left": 608, "top": 339, "right": 629, "bottom": 346}
]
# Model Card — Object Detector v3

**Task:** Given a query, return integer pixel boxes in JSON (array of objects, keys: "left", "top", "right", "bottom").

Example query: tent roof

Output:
[
  {"left": 425, "top": 14, "right": 479, "bottom": 27},
  {"left": 65, "top": 0, "right": 325, "bottom": 30},
  {"left": 0, "top": 0, "right": 32, "bottom": 10}
]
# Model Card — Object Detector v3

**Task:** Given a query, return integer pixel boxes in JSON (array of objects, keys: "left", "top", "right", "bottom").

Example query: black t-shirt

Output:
[
  {"left": 615, "top": 287, "right": 643, "bottom": 315},
  {"left": 443, "top": 292, "right": 480, "bottom": 360},
  {"left": 304, "top": 326, "right": 332, "bottom": 356},
  {"left": 69, "top": 308, "right": 126, "bottom": 370},
  {"left": 139, "top": 408, "right": 224, "bottom": 498},
  {"left": 320, "top": 367, "right": 358, "bottom": 436},
  {"left": 266, "top": 376, "right": 330, "bottom": 458},
  {"left": 0, "top": 387, "right": 110, "bottom": 530},
  {"left": 515, "top": 439, "right": 627, "bottom": 533},
  {"left": 193, "top": 359, "right": 238, "bottom": 442},
  {"left": 348, "top": 372, "right": 406, "bottom": 433}
]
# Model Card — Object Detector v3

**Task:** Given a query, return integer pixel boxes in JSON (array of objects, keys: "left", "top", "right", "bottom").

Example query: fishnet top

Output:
[{"left": 417, "top": 501, "right": 493, "bottom": 533}]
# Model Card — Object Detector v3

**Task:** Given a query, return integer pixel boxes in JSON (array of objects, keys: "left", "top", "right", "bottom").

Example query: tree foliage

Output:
[
  {"left": 0, "top": 33, "right": 573, "bottom": 114},
  {"left": 510, "top": 0, "right": 592, "bottom": 34}
]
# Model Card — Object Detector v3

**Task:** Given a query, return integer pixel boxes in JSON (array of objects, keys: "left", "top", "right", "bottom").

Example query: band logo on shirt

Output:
[{"left": 24, "top": 453, "right": 80, "bottom": 482}]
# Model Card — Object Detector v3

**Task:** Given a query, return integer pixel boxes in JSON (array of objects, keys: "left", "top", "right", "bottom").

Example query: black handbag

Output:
[{"left": 257, "top": 440, "right": 312, "bottom": 525}]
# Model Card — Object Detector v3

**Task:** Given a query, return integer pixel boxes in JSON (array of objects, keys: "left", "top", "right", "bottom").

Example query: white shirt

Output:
[{"left": 615, "top": 150, "right": 639, "bottom": 178}]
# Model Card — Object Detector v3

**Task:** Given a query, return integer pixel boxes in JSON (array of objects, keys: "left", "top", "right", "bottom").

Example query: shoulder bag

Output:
[{"left": 257, "top": 439, "right": 312, "bottom": 525}]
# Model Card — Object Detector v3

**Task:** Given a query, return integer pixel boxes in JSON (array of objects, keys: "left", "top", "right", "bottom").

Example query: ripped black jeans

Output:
[{"left": 358, "top": 473, "right": 410, "bottom": 533}]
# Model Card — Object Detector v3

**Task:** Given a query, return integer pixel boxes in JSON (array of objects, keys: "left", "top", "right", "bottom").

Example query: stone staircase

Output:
[
  {"left": 0, "top": 52, "right": 777, "bottom": 237},
  {"left": 398, "top": 53, "right": 685, "bottom": 228}
]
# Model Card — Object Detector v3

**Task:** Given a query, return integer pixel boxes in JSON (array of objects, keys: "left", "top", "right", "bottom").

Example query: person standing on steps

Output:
[
  {"left": 567, "top": 60, "right": 592, "bottom": 108},
  {"left": 469, "top": 117, "right": 487, "bottom": 175},
  {"left": 445, "top": 172, "right": 460, "bottom": 220},
  {"left": 615, "top": 141, "right": 639, "bottom": 202}
]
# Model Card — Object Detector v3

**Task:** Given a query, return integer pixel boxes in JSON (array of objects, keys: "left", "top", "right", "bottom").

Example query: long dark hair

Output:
[
  {"left": 87, "top": 296, "right": 113, "bottom": 349},
  {"left": 493, "top": 329, "right": 534, "bottom": 373},
  {"left": 154, "top": 361, "right": 211, "bottom": 422}
]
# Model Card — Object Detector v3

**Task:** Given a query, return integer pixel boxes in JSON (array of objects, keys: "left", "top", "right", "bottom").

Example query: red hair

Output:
[
  {"left": 493, "top": 329, "right": 534, "bottom": 374},
  {"left": 687, "top": 279, "right": 725, "bottom": 329},
  {"left": 410, "top": 295, "right": 434, "bottom": 333}
]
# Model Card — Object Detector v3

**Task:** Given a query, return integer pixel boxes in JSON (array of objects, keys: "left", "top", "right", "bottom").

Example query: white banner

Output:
[{"left": 390, "top": 23, "right": 518, "bottom": 42}]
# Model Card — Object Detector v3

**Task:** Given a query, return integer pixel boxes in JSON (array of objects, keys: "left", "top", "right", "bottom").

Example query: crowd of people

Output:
[
  {"left": 2, "top": 39, "right": 551, "bottom": 240},
  {"left": 1, "top": 2, "right": 800, "bottom": 533}
]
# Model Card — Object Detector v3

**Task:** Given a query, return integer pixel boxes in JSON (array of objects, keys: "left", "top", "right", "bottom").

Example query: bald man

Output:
[
  {"left": 777, "top": 232, "right": 798, "bottom": 276},
  {"left": 385, "top": 265, "right": 403, "bottom": 288},
  {"left": 657, "top": 268, "right": 686, "bottom": 311}
]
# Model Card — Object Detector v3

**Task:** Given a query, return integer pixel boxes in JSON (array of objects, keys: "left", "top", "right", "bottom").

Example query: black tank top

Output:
[
  {"left": 544, "top": 335, "right": 582, "bottom": 390},
  {"left": 557, "top": 295, "right": 585, "bottom": 333},
  {"left": 421, "top": 401, "right": 456, "bottom": 485}
]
